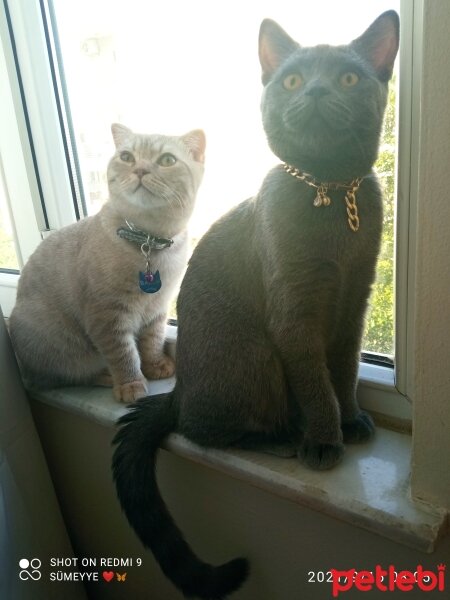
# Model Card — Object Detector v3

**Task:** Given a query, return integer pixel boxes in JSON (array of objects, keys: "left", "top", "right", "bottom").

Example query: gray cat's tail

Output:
[{"left": 112, "top": 393, "right": 248, "bottom": 599}]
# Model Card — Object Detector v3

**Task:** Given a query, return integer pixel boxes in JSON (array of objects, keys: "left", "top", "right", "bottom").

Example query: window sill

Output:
[{"left": 30, "top": 382, "right": 446, "bottom": 554}]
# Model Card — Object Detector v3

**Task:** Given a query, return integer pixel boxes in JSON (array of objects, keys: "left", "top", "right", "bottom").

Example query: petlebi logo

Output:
[
  {"left": 330, "top": 564, "right": 446, "bottom": 596},
  {"left": 19, "top": 558, "right": 42, "bottom": 581}
]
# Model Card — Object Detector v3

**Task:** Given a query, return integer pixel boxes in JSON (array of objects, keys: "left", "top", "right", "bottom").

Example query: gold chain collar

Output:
[{"left": 283, "top": 164, "right": 363, "bottom": 232}]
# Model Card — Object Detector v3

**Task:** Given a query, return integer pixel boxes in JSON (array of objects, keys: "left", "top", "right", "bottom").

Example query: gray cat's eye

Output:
[
  {"left": 340, "top": 72, "right": 360, "bottom": 87},
  {"left": 120, "top": 151, "right": 135, "bottom": 163},
  {"left": 158, "top": 153, "right": 177, "bottom": 167},
  {"left": 283, "top": 73, "right": 303, "bottom": 91}
]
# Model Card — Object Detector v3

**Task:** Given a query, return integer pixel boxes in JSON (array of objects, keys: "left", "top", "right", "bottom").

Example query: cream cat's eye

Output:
[
  {"left": 120, "top": 151, "right": 135, "bottom": 163},
  {"left": 340, "top": 72, "right": 359, "bottom": 87},
  {"left": 283, "top": 74, "right": 303, "bottom": 91},
  {"left": 158, "top": 153, "right": 177, "bottom": 167}
]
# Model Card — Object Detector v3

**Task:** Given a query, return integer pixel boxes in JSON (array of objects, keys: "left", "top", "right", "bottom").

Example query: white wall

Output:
[{"left": 410, "top": 0, "right": 450, "bottom": 510}]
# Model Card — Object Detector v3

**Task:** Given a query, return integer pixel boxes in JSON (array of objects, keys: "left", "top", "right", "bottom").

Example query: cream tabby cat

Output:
[{"left": 10, "top": 124, "right": 205, "bottom": 402}]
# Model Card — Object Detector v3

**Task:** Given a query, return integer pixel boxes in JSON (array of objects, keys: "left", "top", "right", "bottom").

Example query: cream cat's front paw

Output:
[
  {"left": 114, "top": 379, "right": 148, "bottom": 403},
  {"left": 141, "top": 354, "right": 175, "bottom": 380}
]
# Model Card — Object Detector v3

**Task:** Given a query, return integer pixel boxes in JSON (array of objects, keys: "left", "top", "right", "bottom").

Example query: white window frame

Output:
[
  {"left": 0, "top": 0, "right": 415, "bottom": 415},
  {"left": 0, "top": 0, "right": 75, "bottom": 315},
  {"left": 1, "top": 0, "right": 449, "bottom": 509}
]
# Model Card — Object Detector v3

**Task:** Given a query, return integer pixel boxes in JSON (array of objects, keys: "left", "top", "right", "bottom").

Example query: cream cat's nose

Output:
[{"left": 133, "top": 167, "right": 149, "bottom": 178}]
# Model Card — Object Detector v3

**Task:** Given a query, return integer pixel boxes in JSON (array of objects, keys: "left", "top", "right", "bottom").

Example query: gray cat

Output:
[
  {"left": 9, "top": 125, "right": 205, "bottom": 402},
  {"left": 113, "top": 11, "right": 399, "bottom": 598}
]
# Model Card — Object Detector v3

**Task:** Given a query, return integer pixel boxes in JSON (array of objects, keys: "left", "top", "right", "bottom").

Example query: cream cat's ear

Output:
[
  {"left": 180, "top": 130, "right": 206, "bottom": 164},
  {"left": 259, "top": 19, "right": 299, "bottom": 85},
  {"left": 350, "top": 10, "right": 399, "bottom": 82},
  {"left": 111, "top": 123, "right": 133, "bottom": 148}
]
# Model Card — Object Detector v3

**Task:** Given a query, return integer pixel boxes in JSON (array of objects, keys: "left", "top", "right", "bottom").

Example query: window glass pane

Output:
[
  {"left": 50, "top": 0, "right": 398, "bottom": 355},
  {"left": 0, "top": 163, "right": 20, "bottom": 270},
  {"left": 362, "top": 80, "right": 396, "bottom": 357}
]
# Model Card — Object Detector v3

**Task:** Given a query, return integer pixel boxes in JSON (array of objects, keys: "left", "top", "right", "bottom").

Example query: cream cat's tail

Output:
[{"left": 112, "top": 393, "right": 248, "bottom": 599}]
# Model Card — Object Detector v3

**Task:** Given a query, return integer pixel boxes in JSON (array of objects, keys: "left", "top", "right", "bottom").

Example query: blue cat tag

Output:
[{"left": 139, "top": 270, "right": 162, "bottom": 293}]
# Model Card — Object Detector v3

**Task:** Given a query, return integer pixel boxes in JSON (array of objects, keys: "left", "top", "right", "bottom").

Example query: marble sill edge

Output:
[{"left": 29, "top": 381, "right": 447, "bottom": 556}]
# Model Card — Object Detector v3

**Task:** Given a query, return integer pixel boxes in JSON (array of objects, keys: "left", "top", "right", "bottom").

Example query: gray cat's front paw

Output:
[
  {"left": 297, "top": 439, "right": 345, "bottom": 470},
  {"left": 342, "top": 412, "right": 375, "bottom": 443},
  {"left": 261, "top": 443, "right": 297, "bottom": 458}
]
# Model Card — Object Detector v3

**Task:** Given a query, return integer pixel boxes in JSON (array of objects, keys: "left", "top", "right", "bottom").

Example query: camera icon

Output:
[{"left": 19, "top": 558, "right": 42, "bottom": 581}]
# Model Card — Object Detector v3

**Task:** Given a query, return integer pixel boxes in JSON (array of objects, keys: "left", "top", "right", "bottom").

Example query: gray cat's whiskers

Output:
[
  {"left": 348, "top": 129, "right": 369, "bottom": 165},
  {"left": 323, "top": 98, "right": 353, "bottom": 129}
]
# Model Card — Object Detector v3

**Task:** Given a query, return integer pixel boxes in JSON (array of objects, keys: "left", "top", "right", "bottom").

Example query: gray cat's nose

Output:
[
  {"left": 133, "top": 167, "right": 149, "bottom": 178},
  {"left": 305, "top": 84, "right": 330, "bottom": 98}
]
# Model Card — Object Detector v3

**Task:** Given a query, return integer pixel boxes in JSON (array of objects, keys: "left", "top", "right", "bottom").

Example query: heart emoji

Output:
[{"left": 102, "top": 571, "right": 114, "bottom": 582}]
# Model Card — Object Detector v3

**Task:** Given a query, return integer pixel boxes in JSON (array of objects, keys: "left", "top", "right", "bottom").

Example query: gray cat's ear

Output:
[
  {"left": 181, "top": 130, "right": 206, "bottom": 164},
  {"left": 350, "top": 10, "right": 399, "bottom": 82},
  {"left": 111, "top": 123, "right": 133, "bottom": 148},
  {"left": 259, "top": 19, "right": 299, "bottom": 85}
]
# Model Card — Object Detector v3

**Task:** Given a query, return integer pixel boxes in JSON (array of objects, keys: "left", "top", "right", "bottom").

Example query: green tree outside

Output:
[{"left": 362, "top": 80, "right": 396, "bottom": 356}]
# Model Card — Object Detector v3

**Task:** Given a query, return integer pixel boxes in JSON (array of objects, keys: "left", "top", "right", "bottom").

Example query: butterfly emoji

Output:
[{"left": 116, "top": 572, "right": 127, "bottom": 582}]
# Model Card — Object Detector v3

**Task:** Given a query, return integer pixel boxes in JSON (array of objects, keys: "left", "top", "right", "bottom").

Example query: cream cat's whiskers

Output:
[
  {"left": 9, "top": 124, "right": 205, "bottom": 402},
  {"left": 118, "top": 175, "right": 135, "bottom": 190},
  {"left": 144, "top": 176, "right": 186, "bottom": 218}
]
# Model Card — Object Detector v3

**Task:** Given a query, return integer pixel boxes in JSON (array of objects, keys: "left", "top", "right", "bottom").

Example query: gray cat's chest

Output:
[{"left": 267, "top": 171, "right": 382, "bottom": 261}]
